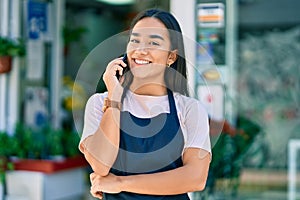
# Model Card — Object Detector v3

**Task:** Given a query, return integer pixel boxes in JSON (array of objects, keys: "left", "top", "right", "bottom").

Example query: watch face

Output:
[{"left": 102, "top": 97, "right": 122, "bottom": 112}]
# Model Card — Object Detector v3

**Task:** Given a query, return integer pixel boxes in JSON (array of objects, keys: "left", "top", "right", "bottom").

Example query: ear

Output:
[{"left": 167, "top": 49, "right": 178, "bottom": 66}]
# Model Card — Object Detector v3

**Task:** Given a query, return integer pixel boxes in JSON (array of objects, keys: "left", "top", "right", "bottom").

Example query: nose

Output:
[
  {"left": 128, "top": 41, "right": 149, "bottom": 55},
  {"left": 133, "top": 43, "right": 149, "bottom": 55}
]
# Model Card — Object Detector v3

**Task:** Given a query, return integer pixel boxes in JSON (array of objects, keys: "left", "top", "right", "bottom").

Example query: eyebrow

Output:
[
  {"left": 131, "top": 32, "right": 165, "bottom": 41},
  {"left": 149, "top": 34, "right": 165, "bottom": 41}
]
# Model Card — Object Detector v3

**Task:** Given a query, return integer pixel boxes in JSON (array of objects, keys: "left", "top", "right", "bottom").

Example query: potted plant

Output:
[
  {"left": 62, "top": 26, "right": 88, "bottom": 56},
  {"left": 0, "top": 36, "right": 25, "bottom": 74},
  {"left": 0, "top": 132, "right": 14, "bottom": 199},
  {"left": 205, "top": 115, "right": 261, "bottom": 198},
  {"left": 3, "top": 124, "right": 87, "bottom": 199},
  {"left": 8, "top": 123, "right": 84, "bottom": 172}
]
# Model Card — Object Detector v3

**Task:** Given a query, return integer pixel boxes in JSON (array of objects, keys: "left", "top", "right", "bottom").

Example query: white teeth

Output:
[{"left": 135, "top": 59, "right": 150, "bottom": 65}]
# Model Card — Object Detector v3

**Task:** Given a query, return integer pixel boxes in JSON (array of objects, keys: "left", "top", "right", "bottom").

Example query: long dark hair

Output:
[{"left": 122, "top": 9, "right": 189, "bottom": 96}]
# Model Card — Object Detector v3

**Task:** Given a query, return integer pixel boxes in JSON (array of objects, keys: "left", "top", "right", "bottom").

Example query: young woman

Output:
[{"left": 79, "top": 9, "right": 211, "bottom": 199}]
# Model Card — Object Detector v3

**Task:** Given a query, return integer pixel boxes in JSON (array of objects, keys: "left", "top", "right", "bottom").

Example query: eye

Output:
[
  {"left": 149, "top": 41, "right": 160, "bottom": 46},
  {"left": 130, "top": 39, "right": 139, "bottom": 43}
]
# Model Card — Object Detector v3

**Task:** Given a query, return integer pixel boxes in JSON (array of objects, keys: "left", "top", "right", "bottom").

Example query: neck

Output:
[{"left": 130, "top": 82, "right": 167, "bottom": 96}]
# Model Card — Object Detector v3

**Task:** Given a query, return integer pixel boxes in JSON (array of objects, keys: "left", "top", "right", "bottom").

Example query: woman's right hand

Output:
[{"left": 103, "top": 57, "right": 127, "bottom": 100}]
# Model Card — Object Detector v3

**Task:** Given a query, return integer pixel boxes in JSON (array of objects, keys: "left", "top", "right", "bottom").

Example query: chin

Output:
[
  {"left": 131, "top": 70, "right": 151, "bottom": 79},
  {"left": 131, "top": 64, "right": 165, "bottom": 80}
]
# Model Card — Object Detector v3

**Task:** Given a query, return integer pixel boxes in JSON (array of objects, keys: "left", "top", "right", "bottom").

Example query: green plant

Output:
[
  {"left": 43, "top": 126, "right": 81, "bottom": 158},
  {"left": 63, "top": 131, "right": 81, "bottom": 157},
  {"left": 0, "top": 37, "right": 25, "bottom": 57},
  {"left": 62, "top": 26, "right": 88, "bottom": 56},
  {"left": 45, "top": 128, "right": 65, "bottom": 156},
  {"left": 12, "top": 123, "right": 81, "bottom": 159},
  {"left": 13, "top": 123, "right": 37, "bottom": 159},
  {"left": 62, "top": 26, "right": 88, "bottom": 46},
  {"left": 206, "top": 115, "right": 261, "bottom": 195},
  {"left": 0, "top": 123, "right": 81, "bottom": 161},
  {"left": 0, "top": 132, "right": 14, "bottom": 184},
  {"left": 0, "top": 125, "right": 81, "bottom": 185}
]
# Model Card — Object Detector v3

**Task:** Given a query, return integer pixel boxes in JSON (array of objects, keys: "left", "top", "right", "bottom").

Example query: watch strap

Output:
[{"left": 102, "top": 97, "right": 122, "bottom": 112}]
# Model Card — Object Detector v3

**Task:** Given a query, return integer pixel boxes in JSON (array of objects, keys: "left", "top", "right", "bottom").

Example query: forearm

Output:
[
  {"left": 81, "top": 107, "right": 121, "bottom": 176},
  {"left": 81, "top": 56, "right": 126, "bottom": 177},
  {"left": 120, "top": 153, "right": 210, "bottom": 195}
]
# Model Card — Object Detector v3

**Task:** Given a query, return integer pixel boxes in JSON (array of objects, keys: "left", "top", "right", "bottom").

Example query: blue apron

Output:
[{"left": 104, "top": 89, "right": 190, "bottom": 200}]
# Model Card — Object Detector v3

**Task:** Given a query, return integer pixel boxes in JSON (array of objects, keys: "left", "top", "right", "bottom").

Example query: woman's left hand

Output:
[{"left": 90, "top": 173, "right": 123, "bottom": 197}]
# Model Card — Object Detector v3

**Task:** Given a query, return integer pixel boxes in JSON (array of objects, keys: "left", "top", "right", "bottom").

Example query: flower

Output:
[{"left": 61, "top": 76, "right": 87, "bottom": 111}]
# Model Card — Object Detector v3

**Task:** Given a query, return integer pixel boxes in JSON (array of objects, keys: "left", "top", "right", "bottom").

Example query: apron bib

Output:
[{"left": 104, "top": 90, "right": 190, "bottom": 200}]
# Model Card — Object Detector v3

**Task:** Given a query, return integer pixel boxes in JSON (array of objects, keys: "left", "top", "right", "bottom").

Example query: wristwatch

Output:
[{"left": 102, "top": 97, "right": 122, "bottom": 112}]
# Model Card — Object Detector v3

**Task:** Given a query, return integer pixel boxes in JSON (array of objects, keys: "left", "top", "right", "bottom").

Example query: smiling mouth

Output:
[{"left": 134, "top": 59, "right": 152, "bottom": 65}]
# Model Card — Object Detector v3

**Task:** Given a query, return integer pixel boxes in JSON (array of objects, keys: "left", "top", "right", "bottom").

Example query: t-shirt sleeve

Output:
[
  {"left": 182, "top": 99, "right": 211, "bottom": 154},
  {"left": 79, "top": 93, "right": 107, "bottom": 152}
]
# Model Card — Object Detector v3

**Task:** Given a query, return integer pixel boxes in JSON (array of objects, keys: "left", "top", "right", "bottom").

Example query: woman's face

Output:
[{"left": 126, "top": 17, "right": 177, "bottom": 80}]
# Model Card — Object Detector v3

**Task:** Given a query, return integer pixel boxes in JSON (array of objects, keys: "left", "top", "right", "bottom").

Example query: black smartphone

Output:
[{"left": 117, "top": 54, "right": 129, "bottom": 80}]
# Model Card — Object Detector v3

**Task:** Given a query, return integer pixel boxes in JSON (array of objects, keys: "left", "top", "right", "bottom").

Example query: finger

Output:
[
  {"left": 96, "top": 191, "right": 103, "bottom": 199},
  {"left": 90, "top": 186, "right": 97, "bottom": 196},
  {"left": 108, "top": 58, "right": 123, "bottom": 68},
  {"left": 113, "top": 57, "right": 127, "bottom": 68},
  {"left": 115, "top": 65, "right": 124, "bottom": 76},
  {"left": 120, "top": 57, "right": 127, "bottom": 68},
  {"left": 90, "top": 173, "right": 96, "bottom": 181},
  {"left": 90, "top": 185, "right": 103, "bottom": 198},
  {"left": 90, "top": 190, "right": 103, "bottom": 199}
]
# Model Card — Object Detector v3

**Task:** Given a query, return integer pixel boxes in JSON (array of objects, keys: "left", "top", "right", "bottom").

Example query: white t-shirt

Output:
[{"left": 80, "top": 90, "right": 211, "bottom": 154}]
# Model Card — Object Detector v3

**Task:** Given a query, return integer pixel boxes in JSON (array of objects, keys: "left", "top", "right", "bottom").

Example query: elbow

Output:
[
  {"left": 188, "top": 171, "right": 209, "bottom": 192},
  {"left": 85, "top": 155, "right": 111, "bottom": 176},
  {"left": 189, "top": 178, "right": 207, "bottom": 192},
  {"left": 93, "top": 165, "right": 110, "bottom": 177},
  {"left": 188, "top": 155, "right": 211, "bottom": 192},
  {"left": 82, "top": 148, "right": 111, "bottom": 176},
  {"left": 194, "top": 180, "right": 207, "bottom": 192}
]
